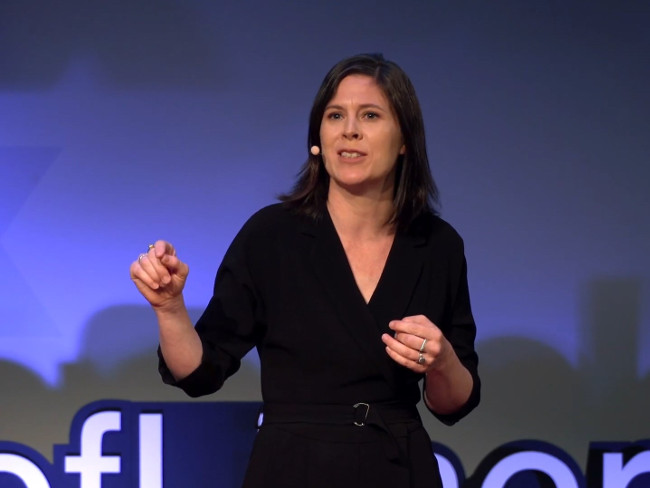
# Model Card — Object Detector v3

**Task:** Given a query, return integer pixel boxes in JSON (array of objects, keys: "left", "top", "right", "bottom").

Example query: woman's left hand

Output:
[{"left": 381, "top": 315, "right": 451, "bottom": 373}]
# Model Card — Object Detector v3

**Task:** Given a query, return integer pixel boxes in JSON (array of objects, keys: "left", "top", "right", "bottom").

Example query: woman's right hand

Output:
[{"left": 129, "top": 240, "right": 189, "bottom": 310}]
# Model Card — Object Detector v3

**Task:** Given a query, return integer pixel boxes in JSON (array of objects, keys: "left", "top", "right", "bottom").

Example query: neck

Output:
[{"left": 327, "top": 185, "right": 395, "bottom": 239}]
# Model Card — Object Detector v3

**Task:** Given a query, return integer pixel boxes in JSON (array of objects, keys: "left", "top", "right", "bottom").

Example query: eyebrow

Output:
[{"left": 324, "top": 103, "right": 388, "bottom": 112}]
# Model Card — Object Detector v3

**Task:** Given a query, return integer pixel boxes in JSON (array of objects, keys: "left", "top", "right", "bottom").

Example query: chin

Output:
[
  {"left": 331, "top": 173, "right": 370, "bottom": 188},
  {"left": 334, "top": 178, "right": 391, "bottom": 197}
]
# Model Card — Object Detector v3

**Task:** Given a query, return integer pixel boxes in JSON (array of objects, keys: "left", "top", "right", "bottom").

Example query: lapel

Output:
[
  {"left": 368, "top": 223, "right": 428, "bottom": 335},
  {"left": 299, "top": 210, "right": 429, "bottom": 391}
]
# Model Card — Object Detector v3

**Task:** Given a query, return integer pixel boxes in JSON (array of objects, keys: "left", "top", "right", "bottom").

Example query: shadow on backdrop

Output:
[
  {"left": 421, "top": 277, "right": 648, "bottom": 474},
  {"left": 1, "top": 278, "right": 647, "bottom": 480},
  {"left": 0, "top": 304, "right": 261, "bottom": 463}
]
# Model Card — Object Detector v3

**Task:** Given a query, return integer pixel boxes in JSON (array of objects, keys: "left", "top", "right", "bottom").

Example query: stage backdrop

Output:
[{"left": 1, "top": 0, "right": 649, "bottom": 486}]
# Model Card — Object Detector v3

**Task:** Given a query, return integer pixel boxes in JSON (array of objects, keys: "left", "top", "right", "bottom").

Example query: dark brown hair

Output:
[{"left": 280, "top": 53, "right": 439, "bottom": 229}]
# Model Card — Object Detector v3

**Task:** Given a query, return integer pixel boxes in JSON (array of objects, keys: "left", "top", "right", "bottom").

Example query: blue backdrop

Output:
[{"left": 1, "top": 0, "right": 649, "bottom": 481}]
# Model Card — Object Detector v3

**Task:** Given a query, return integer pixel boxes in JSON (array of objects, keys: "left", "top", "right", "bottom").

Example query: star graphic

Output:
[{"left": 0, "top": 146, "right": 60, "bottom": 336}]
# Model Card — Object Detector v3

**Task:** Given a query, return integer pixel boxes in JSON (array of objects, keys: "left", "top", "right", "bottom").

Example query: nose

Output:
[{"left": 343, "top": 118, "right": 361, "bottom": 139}]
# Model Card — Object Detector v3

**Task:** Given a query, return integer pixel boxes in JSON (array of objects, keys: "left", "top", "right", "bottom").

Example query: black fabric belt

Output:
[
  {"left": 259, "top": 402, "right": 422, "bottom": 464},
  {"left": 261, "top": 402, "right": 420, "bottom": 427}
]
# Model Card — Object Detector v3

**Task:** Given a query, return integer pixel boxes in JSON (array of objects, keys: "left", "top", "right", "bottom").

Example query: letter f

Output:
[{"left": 64, "top": 411, "right": 121, "bottom": 488}]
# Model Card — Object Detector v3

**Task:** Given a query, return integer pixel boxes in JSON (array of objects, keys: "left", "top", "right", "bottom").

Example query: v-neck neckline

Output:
[
  {"left": 323, "top": 208, "right": 397, "bottom": 307},
  {"left": 302, "top": 205, "right": 430, "bottom": 390}
]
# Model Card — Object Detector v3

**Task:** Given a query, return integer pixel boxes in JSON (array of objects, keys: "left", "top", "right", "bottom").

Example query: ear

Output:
[{"left": 399, "top": 144, "right": 406, "bottom": 155}]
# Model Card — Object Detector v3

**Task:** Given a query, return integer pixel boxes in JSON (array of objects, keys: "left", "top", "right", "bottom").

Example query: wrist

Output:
[
  {"left": 426, "top": 338, "right": 454, "bottom": 375},
  {"left": 152, "top": 295, "right": 187, "bottom": 317}
]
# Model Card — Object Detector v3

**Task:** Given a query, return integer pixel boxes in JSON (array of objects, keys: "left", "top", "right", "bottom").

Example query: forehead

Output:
[{"left": 328, "top": 74, "right": 391, "bottom": 106}]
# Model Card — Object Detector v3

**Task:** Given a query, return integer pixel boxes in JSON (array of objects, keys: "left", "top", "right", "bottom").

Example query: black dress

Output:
[{"left": 159, "top": 203, "right": 480, "bottom": 487}]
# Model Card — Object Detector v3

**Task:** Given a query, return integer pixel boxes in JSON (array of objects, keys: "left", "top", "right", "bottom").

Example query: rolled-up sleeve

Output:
[
  {"left": 158, "top": 224, "right": 264, "bottom": 398},
  {"left": 426, "top": 241, "right": 480, "bottom": 425}
]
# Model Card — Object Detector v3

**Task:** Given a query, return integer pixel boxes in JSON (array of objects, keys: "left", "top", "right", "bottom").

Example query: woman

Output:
[{"left": 130, "top": 53, "right": 480, "bottom": 487}]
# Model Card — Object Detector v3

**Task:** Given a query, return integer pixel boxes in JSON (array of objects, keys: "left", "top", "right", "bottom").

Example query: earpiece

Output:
[{"left": 310, "top": 146, "right": 320, "bottom": 156}]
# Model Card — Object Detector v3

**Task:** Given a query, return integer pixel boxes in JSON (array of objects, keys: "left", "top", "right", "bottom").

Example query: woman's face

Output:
[{"left": 319, "top": 74, "right": 405, "bottom": 197}]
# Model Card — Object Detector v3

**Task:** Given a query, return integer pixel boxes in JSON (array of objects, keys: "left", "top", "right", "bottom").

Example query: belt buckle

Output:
[{"left": 353, "top": 402, "right": 370, "bottom": 427}]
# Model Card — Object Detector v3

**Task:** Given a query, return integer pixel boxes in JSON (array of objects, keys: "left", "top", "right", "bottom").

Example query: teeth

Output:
[{"left": 341, "top": 151, "right": 362, "bottom": 158}]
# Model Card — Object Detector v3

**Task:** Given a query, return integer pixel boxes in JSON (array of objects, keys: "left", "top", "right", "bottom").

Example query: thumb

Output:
[
  {"left": 153, "top": 240, "right": 176, "bottom": 259},
  {"left": 161, "top": 253, "right": 189, "bottom": 278}
]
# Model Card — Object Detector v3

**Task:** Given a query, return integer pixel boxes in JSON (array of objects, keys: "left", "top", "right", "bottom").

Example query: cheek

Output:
[
  {"left": 321, "top": 155, "right": 332, "bottom": 175},
  {"left": 319, "top": 130, "right": 333, "bottom": 152},
  {"left": 320, "top": 143, "right": 337, "bottom": 170}
]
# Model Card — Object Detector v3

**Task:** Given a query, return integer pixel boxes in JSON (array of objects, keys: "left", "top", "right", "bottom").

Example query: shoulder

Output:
[
  {"left": 238, "top": 202, "right": 303, "bottom": 236},
  {"left": 221, "top": 203, "right": 309, "bottom": 278},
  {"left": 229, "top": 203, "right": 307, "bottom": 254},
  {"left": 409, "top": 211, "right": 465, "bottom": 251}
]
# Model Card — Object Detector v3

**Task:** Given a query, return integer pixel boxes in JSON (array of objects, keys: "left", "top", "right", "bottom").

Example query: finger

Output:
[
  {"left": 392, "top": 332, "right": 424, "bottom": 354},
  {"left": 152, "top": 240, "right": 176, "bottom": 259},
  {"left": 160, "top": 254, "right": 189, "bottom": 281},
  {"left": 151, "top": 241, "right": 186, "bottom": 285},
  {"left": 389, "top": 317, "right": 440, "bottom": 339},
  {"left": 389, "top": 320, "right": 424, "bottom": 337},
  {"left": 384, "top": 342, "right": 426, "bottom": 372},
  {"left": 394, "top": 315, "right": 435, "bottom": 328},
  {"left": 388, "top": 321, "right": 428, "bottom": 349},
  {"left": 392, "top": 325, "right": 444, "bottom": 358},
  {"left": 402, "top": 314, "right": 429, "bottom": 324},
  {"left": 392, "top": 329, "right": 430, "bottom": 352},
  {"left": 130, "top": 260, "right": 164, "bottom": 291},
  {"left": 139, "top": 243, "right": 180, "bottom": 287},
  {"left": 388, "top": 326, "right": 420, "bottom": 349},
  {"left": 143, "top": 246, "right": 176, "bottom": 285},
  {"left": 382, "top": 333, "right": 421, "bottom": 363},
  {"left": 139, "top": 252, "right": 167, "bottom": 282}
]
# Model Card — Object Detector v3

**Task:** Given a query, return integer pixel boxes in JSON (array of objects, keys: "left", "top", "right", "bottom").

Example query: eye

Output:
[
  {"left": 364, "top": 111, "right": 380, "bottom": 120},
  {"left": 326, "top": 112, "right": 342, "bottom": 120}
]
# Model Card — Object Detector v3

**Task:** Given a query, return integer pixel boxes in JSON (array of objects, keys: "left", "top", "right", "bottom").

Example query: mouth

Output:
[{"left": 338, "top": 150, "right": 366, "bottom": 159}]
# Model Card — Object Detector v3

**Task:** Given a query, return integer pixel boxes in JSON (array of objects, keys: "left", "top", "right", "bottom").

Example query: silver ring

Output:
[
  {"left": 417, "top": 353, "right": 425, "bottom": 365},
  {"left": 138, "top": 253, "right": 146, "bottom": 263},
  {"left": 419, "top": 338, "right": 427, "bottom": 353}
]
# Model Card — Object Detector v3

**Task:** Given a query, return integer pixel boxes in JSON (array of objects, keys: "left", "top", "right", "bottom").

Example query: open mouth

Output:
[{"left": 339, "top": 151, "right": 366, "bottom": 158}]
